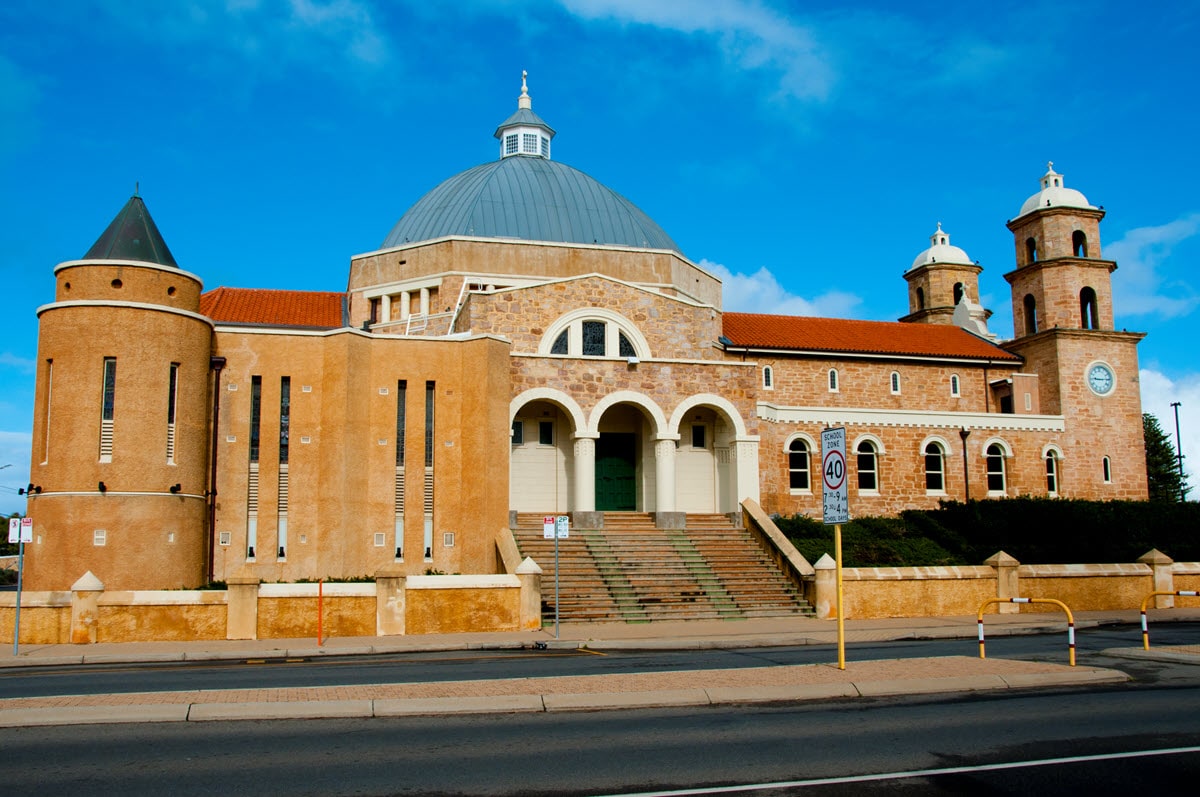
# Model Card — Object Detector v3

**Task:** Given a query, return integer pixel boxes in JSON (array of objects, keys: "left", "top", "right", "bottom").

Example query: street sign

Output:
[
  {"left": 543, "top": 516, "right": 555, "bottom": 539},
  {"left": 554, "top": 515, "right": 569, "bottom": 539},
  {"left": 821, "top": 427, "right": 849, "bottom": 525},
  {"left": 20, "top": 517, "right": 31, "bottom": 543},
  {"left": 7, "top": 517, "right": 18, "bottom": 544}
]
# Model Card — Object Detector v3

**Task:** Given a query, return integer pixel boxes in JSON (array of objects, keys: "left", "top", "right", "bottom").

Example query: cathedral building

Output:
[{"left": 22, "top": 76, "right": 1147, "bottom": 591}]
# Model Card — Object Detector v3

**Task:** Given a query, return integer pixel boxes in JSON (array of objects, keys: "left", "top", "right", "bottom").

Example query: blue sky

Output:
[{"left": 2, "top": 0, "right": 1199, "bottom": 512}]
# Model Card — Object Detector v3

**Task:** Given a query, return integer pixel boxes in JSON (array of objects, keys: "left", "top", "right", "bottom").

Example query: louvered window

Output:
[
  {"left": 166, "top": 363, "right": 179, "bottom": 464},
  {"left": 99, "top": 357, "right": 116, "bottom": 461}
]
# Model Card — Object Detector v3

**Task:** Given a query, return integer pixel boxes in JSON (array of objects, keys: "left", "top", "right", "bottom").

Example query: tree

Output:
[{"left": 1144, "top": 413, "right": 1188, "bottom": 502}]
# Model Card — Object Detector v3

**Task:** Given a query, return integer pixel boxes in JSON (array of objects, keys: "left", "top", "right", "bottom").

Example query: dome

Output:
[
  {"left": 909, "top": 223, "right": 973, "bottom": 270},
  {"left": 381, "top": 72, "right": 680, "bottom": 254},
  {"left": 381, "top": 156, "right": 680, "bottom": 252},
  {"left": 1016, "top": 162, "right": 1094, "bottom": 218}
]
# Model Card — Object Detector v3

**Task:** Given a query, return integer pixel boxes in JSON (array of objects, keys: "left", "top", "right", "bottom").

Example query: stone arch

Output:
[
  {"left": 588, "top": 390, "right": 668, "bottom": 437},
  {"left": 668, "top": 394, "right": 756, "bottom": 514},
  {"left": 538, "top": 307, "right": 652, "bottom": 358},
  {"left": 509, "top": 387, "right": 586, "bottom": 433},
  {"left": 668, "top": 393, "right": 749, "bottom": 440},
  {"left": 508, "top": 388, "right": 589, "bottom": 514}
]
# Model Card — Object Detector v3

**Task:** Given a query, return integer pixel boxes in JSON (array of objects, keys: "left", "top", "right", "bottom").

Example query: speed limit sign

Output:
[{"left": 821, "top": 427, "right": 849, "bottom": 524}]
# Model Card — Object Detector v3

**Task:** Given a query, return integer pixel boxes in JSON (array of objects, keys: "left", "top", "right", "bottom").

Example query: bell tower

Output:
[
  {"left": 1002, "top": 164, "right": 1146, "bottom": 498},
  {"left": 901, "top": 223, "right": 985, "bottom": 325}
]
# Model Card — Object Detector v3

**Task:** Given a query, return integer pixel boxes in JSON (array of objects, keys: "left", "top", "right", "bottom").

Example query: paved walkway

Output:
[{"left": 2, "top": 609, "right": 1196, "bottom": 727}]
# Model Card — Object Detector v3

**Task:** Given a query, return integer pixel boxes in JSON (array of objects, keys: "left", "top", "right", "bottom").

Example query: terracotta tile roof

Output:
[
  {"left": 200, "top": 287, "right": 345, "bottom": 329},
  {"left": 722, "top": 313, "right": 1020, "bottom": 361}
]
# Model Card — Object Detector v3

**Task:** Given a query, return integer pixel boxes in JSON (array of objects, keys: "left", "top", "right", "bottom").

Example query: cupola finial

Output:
[{"left": 518, "top": 69, "right": 531, "bottom": 110}]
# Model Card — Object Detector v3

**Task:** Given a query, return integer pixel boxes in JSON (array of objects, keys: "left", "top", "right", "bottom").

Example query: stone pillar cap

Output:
[
  {"left": 516, "top": 556, "right": 543, "bottom": 575},
  {"left": 984, "top": 551, "right": 1020, "bottom": 567},
  {"left": 71, "top": 571, "right": 104, "bottom": 591},
  {"left": 1138, "top": 548, "right": 1174, "bottom": 565},
  {"left": 813, "top": 553, "right": 835, "bottom": 570}
]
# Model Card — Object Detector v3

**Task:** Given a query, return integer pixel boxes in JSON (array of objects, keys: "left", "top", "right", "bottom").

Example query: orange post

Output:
[
  {"left": 1140, "top": 590, "right": 1199, "bottom": 649},
  {"left": 977, "top": 597, "right": 1076, "bottom": 666}
]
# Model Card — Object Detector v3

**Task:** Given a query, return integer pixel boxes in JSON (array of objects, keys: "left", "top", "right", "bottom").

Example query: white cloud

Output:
[
  {"left": 93, "top": 0, "right": 391, "bottom": 75},
  {"left": 1108, "top": 213, "right": 1200, "bottom": 319},
  {"left": 0, "top": 353, "right": 35, "bottom": 374},
  {"left": 556, "top": 0, "right": 833, "bottom": 102},
  {"left": 0, "top": 431, "right": 31, "bottom": 516},
  {"left": 1140, "top": 368, "right": 1200, "bottom": 496},
  {"left": 701, "top": 259, "right": 861, "bottom": 317}
]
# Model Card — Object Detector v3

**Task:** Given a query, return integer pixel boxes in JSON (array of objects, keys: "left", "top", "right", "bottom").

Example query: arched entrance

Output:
[
  {"left": 669, "top": 395, "right": 755, "bottom": 514},
  {"left": 509, "top": 392, "right": 585, "bottom": 513}
]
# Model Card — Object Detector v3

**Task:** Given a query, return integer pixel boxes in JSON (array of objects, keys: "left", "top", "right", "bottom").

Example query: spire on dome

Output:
[
  {"left": 82, "top": 194, "right": 178, "bottom": 268},
  {"left": 494, "top": 71, "right": 556, "bottom": 159}
]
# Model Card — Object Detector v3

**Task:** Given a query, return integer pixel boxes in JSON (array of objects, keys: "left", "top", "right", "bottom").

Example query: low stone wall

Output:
[
  {"left": 1, "top": 567, "right": 541, "bottom": 645},
  {"left": 808, "top": 551, "right": 1200, "bottom": 619}
]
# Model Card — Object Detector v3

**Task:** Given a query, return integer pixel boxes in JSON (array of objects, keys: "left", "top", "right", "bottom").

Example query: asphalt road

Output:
[
  {"left": 2, "top": 685, "right": 1197, "bottom": 795},
  {"left": 1, "top": 622, "right": 1197, "bottom": 699}
]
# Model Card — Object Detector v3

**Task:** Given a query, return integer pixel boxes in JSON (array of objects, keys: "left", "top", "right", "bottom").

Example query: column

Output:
[
  {"left": 419, "top": 287, "right": 430, "bottom": 316},
  {"left": 380, "top": 294, "right": 391, "bottom": 323},
  {"left": 573, "top": 436, "right": 596, "bottom": 512},
  {"left": 400, "top": 291, "right": 411, "bottom": 320},
  {"left": 654, "top": 438, "right": 677, "bottom": 513}
]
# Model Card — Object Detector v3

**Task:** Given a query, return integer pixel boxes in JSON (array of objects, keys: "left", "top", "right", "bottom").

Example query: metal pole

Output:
[
  {"left": 554, "top": 531, "right": 560, "bottom": 639},
  {"left": 835, "top": 523, "right": 845, "bottom": 670},
  {"left": 1171, "top": 401, "right": 1185, "bottom": 499},
  {"left": 13, "top": 538, "right": 24, "bottom": 656}
]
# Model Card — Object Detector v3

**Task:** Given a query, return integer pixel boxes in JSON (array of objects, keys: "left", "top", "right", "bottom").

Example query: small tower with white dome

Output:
[
  {"left": 494, "top": 71, "right": 555, "bottom": 160},
  {"left": 900, "top": 223, "right": 986, "bottom": 326}
]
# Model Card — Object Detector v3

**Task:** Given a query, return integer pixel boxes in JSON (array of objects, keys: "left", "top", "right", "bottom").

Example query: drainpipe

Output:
[
  {"left": 959, "top": 428, "right": 971, "bottom": 502},
  {"left": 207, "top": 356, "right": 227, "bottom": 584}
]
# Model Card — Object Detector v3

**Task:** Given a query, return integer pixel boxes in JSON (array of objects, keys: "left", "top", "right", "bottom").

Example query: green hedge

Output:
[{"left": 775, "top": 498, "right": 1200, "bottom": 567}]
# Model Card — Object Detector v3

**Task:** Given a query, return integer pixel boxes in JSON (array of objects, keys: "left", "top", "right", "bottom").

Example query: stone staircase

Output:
[{"left": 511, "top": 512, "right": 814, "bottom": 623}]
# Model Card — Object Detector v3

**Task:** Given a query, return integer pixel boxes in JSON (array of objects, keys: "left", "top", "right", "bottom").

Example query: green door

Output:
[{"left": 596, "top": 433, "right": 637, "bottom": 511}]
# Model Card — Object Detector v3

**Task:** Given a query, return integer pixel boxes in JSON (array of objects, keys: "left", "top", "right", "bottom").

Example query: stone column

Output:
[
  {"left": 69, "top": 571, "right": 104, "bottom": 644},
  {"left": 376, "top": 565, "right": 407, "bottom": 636},
  {"left": 813, "top": 553, "right": 836, "bottom": 620},
  {"left": 654, "top": 437, "right": 686, "bottom": 529},
  {"left": 573, "top": 436, "right": 596, "bottom": 513},
  {"left": 515, "top": 556, "right": 543, "bottom": 631},
  {"left": 984, "top": 551, "right": 1020, "bottom": 614},
  {"left": 734, "top": 438, "right": 761, "bottom": 505},
  {"left": 400, "top": 291, "right": 411, "bottom": 320},
  {"left": 1138, "top": 549, "right": 1176, "bottom": 608},
  {"left": 380, "top": 294, "right": 391, "bottom": 323},
  {"left": 419, "top": 287, "right": 430, "bottom": 316},
  {"left": 226, "top": 574, "right": 261, "bottom": 640}
]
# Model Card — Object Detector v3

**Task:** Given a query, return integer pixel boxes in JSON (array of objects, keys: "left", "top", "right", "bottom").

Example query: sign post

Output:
[
  {"left": 821, "top": 427, "right": 849, "bottom": 670},
  {"left": 8, "top": 517, "right": 32, "bottom": 657},
  {"left": 544, "top": 515, "right": 570, "bottom": 639}
]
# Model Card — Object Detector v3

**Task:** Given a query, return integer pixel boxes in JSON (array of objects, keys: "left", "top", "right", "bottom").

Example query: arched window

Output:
[
  {"left": 915, "top": 286, "right": 925, "bottom": 310},
  {"left": 550, "top": 331, "right": 568, "bottom": 354},
  {"left": 1023, "top": 294, "right": 1038, "bottom": 335},
  {"left": 857, "top": 440, "right": 878, "bottom": 491},
  {"left": 788, "top": 439, "right": 810, "bottom": 491},
  {"left": 950, "top": 374, "right": 961, "bottom": 397},
  {"left": 1072, "top": 230, "right": 1088, "bottom": 257},
  {"left": 1026, "top": 237, "right": 1038, "bottom": 264},
  {"left": 1045, "top": 452, "right": 1059, "bottom": 495},
  {"left": 828, "top": 369, "right": 839, "bottom": 392},
  {"left": 986, "top": 444, "right": 1006, "bottom": 493},
  {"left": 924, "top": 442, "right": 945, "bottom": 492},
  {"left": 890, "top": 371, "right": 901, "bottom": 394},
  {"left": 1080, "top": 287, "right": 1099, "bottom": 330},
  {"left": 541, "top": 310, "right": 650, "bottom": 359},
  {"left": 953, "top": 282, "right": 965, "bottom": 305},
  {"left": 763, "top": 366, "right": 773, "bottom": 389},
  {"left": 1102, "top": 456, "right": 1112, "bottom": 483}
]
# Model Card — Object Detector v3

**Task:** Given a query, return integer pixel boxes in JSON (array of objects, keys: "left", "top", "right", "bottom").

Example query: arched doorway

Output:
[
  {"left": 594, "top": 403, "right": 653, "bottom": 511},
  {"left": 509, "top": 398, "right": 581, "bottom": 512},
  {"left": 670, "top": 397, "right": 751, "bottom": 514}
]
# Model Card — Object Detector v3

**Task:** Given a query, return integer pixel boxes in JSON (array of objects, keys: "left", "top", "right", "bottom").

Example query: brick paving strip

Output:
[{"left": 0, "top": 656, "right": 1088, "bottom": 712}]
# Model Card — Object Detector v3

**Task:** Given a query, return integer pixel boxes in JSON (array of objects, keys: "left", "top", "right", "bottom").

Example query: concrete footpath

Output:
[{"left": 1, "top": 609, "right": 1197, "bottom": 728}]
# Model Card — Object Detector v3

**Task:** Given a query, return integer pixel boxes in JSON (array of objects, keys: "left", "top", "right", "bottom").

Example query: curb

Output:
[
  {"left": 1101, "top": 647, "right": 1200, "bottom": 666},
  {"left": 0, "top": 666, "right": 1129, "bottom": 728}
]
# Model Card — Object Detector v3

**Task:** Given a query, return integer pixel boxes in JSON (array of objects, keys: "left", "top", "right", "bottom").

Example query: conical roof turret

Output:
[{"left": 83, "top": 193, "right": 178, "bottom": 267}]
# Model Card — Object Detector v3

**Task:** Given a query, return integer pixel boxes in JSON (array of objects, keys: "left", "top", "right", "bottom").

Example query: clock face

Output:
[{"left": 1087, "top": 363, "right": 1115, "bottom": 396}]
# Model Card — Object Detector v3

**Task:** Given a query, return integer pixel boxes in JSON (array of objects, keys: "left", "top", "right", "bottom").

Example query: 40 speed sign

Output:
[{"left": 821, "top": 427, "right": 849, "bottom": 524}]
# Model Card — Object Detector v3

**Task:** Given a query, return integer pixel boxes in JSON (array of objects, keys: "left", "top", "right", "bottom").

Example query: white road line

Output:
[{"left": 597, "top": 745, "right": 1200, "bottom": 796}]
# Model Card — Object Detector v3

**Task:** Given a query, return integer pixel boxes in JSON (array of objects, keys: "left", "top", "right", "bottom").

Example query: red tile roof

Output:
[
  {"left": 200, "top": 287, "right": 345, "bottom": 329},
  {"left": 722, "top": 313, "right": 1020, "bottom": 361}
]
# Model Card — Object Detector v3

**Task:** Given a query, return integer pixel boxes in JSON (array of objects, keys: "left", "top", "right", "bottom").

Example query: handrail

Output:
[
  {"left": 1139, "top": 590, "right": 1199, "bottom": 649},
  {"left": 978, "top": 597, "right": 1076, "bottom": 666}
]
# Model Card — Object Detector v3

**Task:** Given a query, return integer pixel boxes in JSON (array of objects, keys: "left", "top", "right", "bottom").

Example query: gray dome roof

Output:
[{"left": 381, "top": 156, "right": 680, "bottom": 253}]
